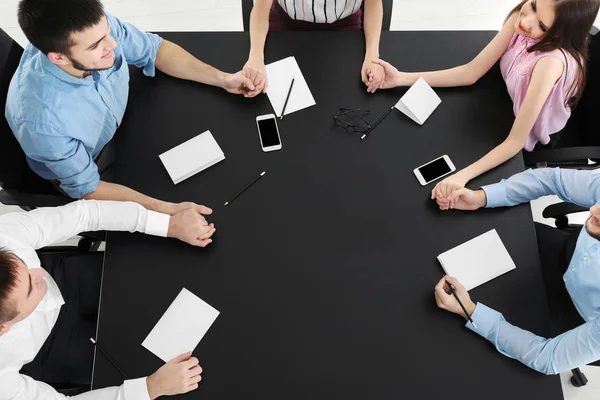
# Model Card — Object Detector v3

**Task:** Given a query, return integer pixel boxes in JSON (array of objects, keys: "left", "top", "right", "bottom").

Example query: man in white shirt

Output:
[{"left": 0, "top": 200, "right": 216, "bottom": 399}]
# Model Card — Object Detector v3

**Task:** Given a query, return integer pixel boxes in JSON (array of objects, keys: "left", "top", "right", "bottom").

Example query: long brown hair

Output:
[{"left": 507, "top": 0, "right": 600, "bottom": 109}]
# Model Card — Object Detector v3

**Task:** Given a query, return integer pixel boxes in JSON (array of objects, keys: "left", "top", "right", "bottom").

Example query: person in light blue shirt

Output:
[
  {"left": 6, "top": 0, "right": 257, "bottom": 217},
  {"left": 433, "top": 167, "right": 600, "bottom": 375}
]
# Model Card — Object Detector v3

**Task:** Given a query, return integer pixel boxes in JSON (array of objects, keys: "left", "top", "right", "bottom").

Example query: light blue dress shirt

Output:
[
  {"left": 468, "top": 168, "right": 600, "bottom": 374},
  {"left": 5, "top": 14, "right": 163, "bottom": 198}
]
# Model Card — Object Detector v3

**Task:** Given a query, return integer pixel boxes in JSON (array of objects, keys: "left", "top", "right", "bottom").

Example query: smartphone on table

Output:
[
  {"left": 256, "top": 114, "right": 282, "bottom": 152},
  {"left": 413, "top": 155, "right": 456, "bottom": 186}
]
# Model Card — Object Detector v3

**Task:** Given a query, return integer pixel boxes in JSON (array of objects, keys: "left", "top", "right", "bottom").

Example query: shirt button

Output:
[
  {"left": 584, "top": 256, "right": 588, "bottom": 262},
  {"left": 564, "top": 278, "right": 567, "bottom": 283},
  {"left": 572, "top": 268, "right": 576, "bottom": 272}
]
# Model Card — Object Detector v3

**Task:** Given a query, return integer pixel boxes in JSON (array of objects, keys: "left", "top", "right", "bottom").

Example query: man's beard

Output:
[{"left": 69, "top": 54, "right": 114, "bottom": 73}]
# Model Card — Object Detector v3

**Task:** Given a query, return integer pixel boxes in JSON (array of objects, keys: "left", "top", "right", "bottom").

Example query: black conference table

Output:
[{"left": 92, "top": 31, "right": 563, "bottom": 399}]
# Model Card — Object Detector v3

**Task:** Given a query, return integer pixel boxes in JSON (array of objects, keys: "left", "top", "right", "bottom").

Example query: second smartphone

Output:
[{"left": 256, "top": 114, "right": 282, "bottom": 152}]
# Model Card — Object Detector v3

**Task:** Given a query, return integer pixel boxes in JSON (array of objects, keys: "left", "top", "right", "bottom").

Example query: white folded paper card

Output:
[
  {"left": 266, "top": 56, "right": 316, "bottom": 117},
  {"left": 142, "top": 288, "right": 220, "bottom": 362},
  {"left": 394, "top": 77, "right": 441, "bottom": 125},
  {"left": 159, "top": 131, "right": 225, "bottom": 185},
  {"left": 437, "top": 229, "right": 516, "bottom": 291}
]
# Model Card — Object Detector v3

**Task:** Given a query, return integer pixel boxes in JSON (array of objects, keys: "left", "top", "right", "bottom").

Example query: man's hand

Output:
[
  {"left": 445, "top": 188, "right": 487, "bottom": 211},
  {"left": 147, "top": 352, "right": 202, "bottom": 400},
  {"left": 434, "top": 276, "right": 477, "bottom": 320},
  {"left": 242, "top": 56, "right": 268, "bottom": 96},
  {"left": 222, "top": 71, "right": 258, "bottom": 97},
  {"left": 168, "top": 207, "right": 216, "bottom": 247},
  {"left": 371, "top": 59, "right": 411, "bottom": 89},
  {"left": 362, "top": 58, "right": 385, "bottom": 93},
  {"left": 431, "top": 174, "right": 469, "bottom": 210}
]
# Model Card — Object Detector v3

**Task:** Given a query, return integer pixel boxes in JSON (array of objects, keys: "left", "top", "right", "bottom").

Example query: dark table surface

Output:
[{"left": 92, "top": 31, "right": 562, "bottom": 399}]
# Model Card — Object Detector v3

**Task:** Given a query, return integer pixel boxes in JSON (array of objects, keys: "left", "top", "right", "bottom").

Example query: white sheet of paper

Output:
[
  {"left": 265, "top": 56, "right": 316, "bottom": 117},
  {"left": 394, "top": 77, "right": 441, "bottom": 125},
  {"left": 142, "top": 288, "right": 220, "bottom": 362},
  {"left": 437, "top": 229, "right": 516, "bottom": 291},
  {"left": 159, "top": 131, "right": 225, "bottom": 185}
]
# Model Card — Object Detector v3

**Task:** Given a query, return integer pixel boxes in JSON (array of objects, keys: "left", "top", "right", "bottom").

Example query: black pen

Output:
[
  {"left": 90, "top": 338, "right": 130, "bottom": 379},
  {"left": 360, "top": 106, "right": 394, "bottom": 140},
  {"left": 280, "top": 78, "right": 295, "bottom": 120},
  {"left": 444, "top": 280, "right": 477, "bottom": 329},
  {"left": 224, "top": 171, "right": 266, "bottom": 206}
]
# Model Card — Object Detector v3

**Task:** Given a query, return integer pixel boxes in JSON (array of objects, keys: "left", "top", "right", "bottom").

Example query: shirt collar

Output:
[{"left": 35, "top": 46, "right": 95, "bottom": 86}]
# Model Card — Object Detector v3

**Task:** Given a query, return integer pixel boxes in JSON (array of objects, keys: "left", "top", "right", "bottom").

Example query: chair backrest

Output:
[
  {"left": 0, "top": 28, "right": 59, "bottom": 197},
  {"left": 556, "top": 30, "right": 600, "bottom": 147},
  {"left": 242, "top": 0, "right": 393, "bottom": 31}
]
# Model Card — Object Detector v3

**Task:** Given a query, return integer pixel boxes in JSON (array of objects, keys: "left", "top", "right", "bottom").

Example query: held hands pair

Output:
[{"left": 242, "top": 55, "right": 390, "bottom": 95}]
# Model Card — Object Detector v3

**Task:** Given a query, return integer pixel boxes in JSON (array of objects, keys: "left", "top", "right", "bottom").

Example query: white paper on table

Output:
[
  {"left": 265, "top": 56, "right": 316, "bottom": 117},
  {"left": 394, "top": 77, "right": 441, "bottom": 125},
  {"left": 437, "top": 229, "right": 516, "bottom": 291},
  {"left": 142, "top": 288, "right": 220, "bottom": 362},
  {"left": 159, "top": 130, "right": 225, "bottom": 185}
]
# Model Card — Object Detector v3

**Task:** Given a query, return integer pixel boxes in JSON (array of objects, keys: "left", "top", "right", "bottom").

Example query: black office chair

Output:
[
  {"left": 524, "top": 27, "right": 600, "bottom": 169},
  {"left": 19, "top": 246, "right": 104, "bottom": 396},
  {"left": 0, "top": 28, "right": 70, "bottom": 210},
  {"left": 242, "top": 0, "right": 393, "bottom": 31}
]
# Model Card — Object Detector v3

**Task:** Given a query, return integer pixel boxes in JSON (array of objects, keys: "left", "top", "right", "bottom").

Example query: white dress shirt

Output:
[{"left": 0, "top": 200, "right": 170, "bottom": 400}]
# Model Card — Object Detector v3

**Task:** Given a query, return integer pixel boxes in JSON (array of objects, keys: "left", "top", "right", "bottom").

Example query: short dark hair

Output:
[
  {"left": 18, "top": 0, "right": 105, "bottom": 55},
  {"left": 0, "top": 249, "right": 19, "bottom": 324}
]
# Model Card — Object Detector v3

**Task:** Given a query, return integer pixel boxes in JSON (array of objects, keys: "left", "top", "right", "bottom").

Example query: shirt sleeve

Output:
[
  {"left": 482, "top": 168, "right": 600, "bottom": 209},
  {"left": 0, "top": 370, "right": 151, "bottom": 400},
  {"left": 15, "top": 120, "right": 99, "bottom": 199},
  {"left": 106, "top": 13, "right": 164, "bottom": 77},
  {"left": 0, "top": 200, "right": 170, "bottom": 250},
  {"left": 465, "top": 303, "right": 600, "bottom": 374}
]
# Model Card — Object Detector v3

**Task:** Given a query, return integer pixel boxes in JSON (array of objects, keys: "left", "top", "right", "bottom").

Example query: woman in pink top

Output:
[{"left": 370, "top": 0, "right": 599, "bottom": 209}]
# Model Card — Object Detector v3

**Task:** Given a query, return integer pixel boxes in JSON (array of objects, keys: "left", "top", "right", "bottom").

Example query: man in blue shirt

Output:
[
  {"left": 434, "top": 167, "right": 600, "bottom": 374},
  {"left": 6, "top": 0, "right": 257, "bottom": 217}
]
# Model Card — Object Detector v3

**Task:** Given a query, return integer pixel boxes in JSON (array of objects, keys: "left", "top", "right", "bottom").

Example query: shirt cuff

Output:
[
  {"left": 144, "top": 210, "right": 170, "bottom": 237},
  {"left": 465, "top": 302, "right": 501, "bottom": 339},
  {"left": 482, "top": 181, "right": 508, "bottom": 208},
  {"left": 123, "top": 377, "right": 151, "bottom": 400}
]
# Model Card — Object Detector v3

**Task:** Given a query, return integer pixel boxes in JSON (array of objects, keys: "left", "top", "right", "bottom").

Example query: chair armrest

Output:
[
  {"left": 542, "top": 202, "right": 589, "bottom": 220},
  {"left": 524, "top": 147, "right": 600, "bottom": 169}
]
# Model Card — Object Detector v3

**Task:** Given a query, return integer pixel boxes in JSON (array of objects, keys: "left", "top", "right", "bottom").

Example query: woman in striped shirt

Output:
[{"left": 243, "top": 0, "right": 385, "bottom": 96}]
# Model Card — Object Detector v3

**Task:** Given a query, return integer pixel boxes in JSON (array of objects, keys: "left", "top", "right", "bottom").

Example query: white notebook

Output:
[
  {"left": 142, "top": 288, "right": 220, "bottom": 362},
  {"left": 437, "top": 229, "right": 516, "bottom": 291},
  {"left": 265, "top": 56, "right": 316, "bottom": 117},
  {"left": 394, "top": 77, "right": 441, "bottom": 125},
  {"left": 159, "top": 131, "right": 225, "bottom": 185}
]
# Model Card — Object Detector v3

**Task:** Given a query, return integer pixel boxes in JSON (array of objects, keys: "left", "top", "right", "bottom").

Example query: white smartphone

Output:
[
  {"left": 256, "top": 114, "right": 282, "bottom": 152},
  {"left": 413, "top": 155, "right": 456, "bottom": 186}
]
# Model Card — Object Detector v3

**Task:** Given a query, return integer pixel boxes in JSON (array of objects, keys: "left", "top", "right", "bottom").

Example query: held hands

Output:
[
  {"left": 431, "top": 174, "right": 469, "bottom": 210},
  {"left": 167, "top": 203, "right": 216, "bottom": 247},
  {"left": 242, "top": 56, "right": 268, "bottom": 97},
  {"left": 362, "top": 58, "right": 385, "bottom": 93},
  {"left": 371, "top": 59, "right": 411, "bottom": 89},
  {"left": 147, "top": 352, "right": 203, "bottom": 399},
  {"left": 222, "top": 71, "right": 259, "bottom": 97},
  {"left": 434, "top": 276, "right": 476, "bottom": 320}
]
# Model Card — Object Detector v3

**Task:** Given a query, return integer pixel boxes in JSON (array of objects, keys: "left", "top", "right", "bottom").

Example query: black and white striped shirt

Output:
[{"left": 277, "top": 0, "right": 364, "bottom": 23}]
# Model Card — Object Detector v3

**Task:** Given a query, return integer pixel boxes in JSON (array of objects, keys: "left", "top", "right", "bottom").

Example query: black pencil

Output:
[
  {"left": 444, "top": 280, "right": 477, "bottom": 328},
  {"left": 224, "top": 171, "right": 266, "bottom": 206},
  {"left": 360, "top": 106, "right": 394, "bottom": 140},
  {"left": 90, "top": 338, "right": 130, "bottom": 379},
  {"left": 280, "top": 78, "right": 295, "bottom": 120}
]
